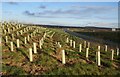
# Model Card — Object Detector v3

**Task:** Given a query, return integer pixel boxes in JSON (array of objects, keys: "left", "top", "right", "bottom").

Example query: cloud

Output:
[
  {"left": 23, "top": 11, "right": 35, "bottom": 16},
  {"left": 39, "top": 5, "right": 46, "bottom": 9},
  {"left": 7, "top": 2, "right": 18, "bottom": 5},
  {"left": 23, "top": 5, "right": 117, "bottom": 20},
  {"left": 71, "top": 5, "right": 117, "bottom": 10},
  {"left": 71, "top": 5, "right": 117, "bottom": 14},
  {"left": 23, "top": 10, "right": 81, "bottom": 19}
]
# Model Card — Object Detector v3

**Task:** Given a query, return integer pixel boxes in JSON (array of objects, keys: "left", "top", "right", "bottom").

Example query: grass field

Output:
[
  {"left": 1, "top": 22, "right": 120, "bottom": 75},
  {"left": 74, "top": 31, "right": 120, "bottom": 44}
]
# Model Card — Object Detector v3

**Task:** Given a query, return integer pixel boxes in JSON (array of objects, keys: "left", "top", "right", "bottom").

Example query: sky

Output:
[{"left": 2, "top": 2, "right": 118, "bottom": 28}]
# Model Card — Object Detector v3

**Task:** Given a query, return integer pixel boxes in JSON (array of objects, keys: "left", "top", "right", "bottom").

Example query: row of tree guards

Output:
[
  {"left": 9, "top": 32, "right": 119, "bottom": 66},
  {"left": 28, "top": 36, "right": 119, "bottom": 66},
  {"left": 3, "top": 23, "right": 119, "bottom": 67},
  {"left": 66, "top": 37, "right": 119, "bottom": 66},
  {"left": 9, "top": 31, "right": 45, "bottom": 51}
]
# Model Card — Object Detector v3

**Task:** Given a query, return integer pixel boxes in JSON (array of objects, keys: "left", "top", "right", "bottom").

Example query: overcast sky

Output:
[{"left": 2, "top": 2, "right": 118, "bottom": 28}]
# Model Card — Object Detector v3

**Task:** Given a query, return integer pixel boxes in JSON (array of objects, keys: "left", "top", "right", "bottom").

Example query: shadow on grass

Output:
[
  {"left": 16, "top": 48, "right": 29, "bottom": 61},
  {"left": 38, "top": 49, "right": 62, "bottom": 64},
  {"left": 37, "top": 49, "right": 82, "bottom": 67}
]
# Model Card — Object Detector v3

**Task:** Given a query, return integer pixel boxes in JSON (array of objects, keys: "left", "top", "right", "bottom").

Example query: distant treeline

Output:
[{"left": 24, "top": 23, "right": 120, "bottom": 30}]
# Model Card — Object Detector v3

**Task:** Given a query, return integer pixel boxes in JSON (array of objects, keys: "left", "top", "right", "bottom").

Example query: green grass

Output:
[
  {"left": 2, "top": 23, "right": 120, "bottom": 75},
  {"left": 2, "top": 64, "right": 26, "bottom": 75},
  {"left": 75, "top": 31, "right": 120, "bottom": 44},
  {"left": 43, "top": 62, "right": 120, "bottom": 75}
]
